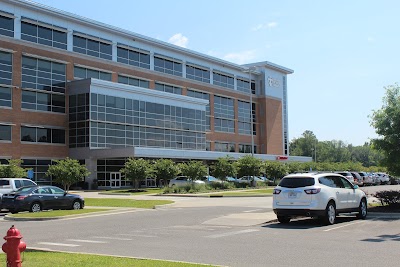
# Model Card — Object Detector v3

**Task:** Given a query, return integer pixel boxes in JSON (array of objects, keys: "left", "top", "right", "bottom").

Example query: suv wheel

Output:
[
  {"left": 356, "top": 198, "right": 367, "bottom": 219},
  {"left": 277, "top": 216, "right": 290, "bottom": 224},
  {"left": 323, "top": 202, "right": 336, "bottom": 225}
]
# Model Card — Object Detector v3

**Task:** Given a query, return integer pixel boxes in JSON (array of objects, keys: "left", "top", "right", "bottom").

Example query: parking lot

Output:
[{"left": 1, "top": 186, "right": 399, "bottom": 267}]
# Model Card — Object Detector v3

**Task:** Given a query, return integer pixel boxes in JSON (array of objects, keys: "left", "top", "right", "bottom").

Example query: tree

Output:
[
  {"left": 153, "top": 159, "right": 179, "bottom": 187},
  {"left": 370, "top": 83, "right": 400, "bottom": 175},
  {"left": 264, "top": 161, "right": 288, "bottom": 180},
  {"left": 120, "top": 158, "right": 153, "bottom": 191},
  {"left": 235, "top": 155, "right": 262, "bottom": 179},
  {"left": 289, "top": 130, "right": 318, "bottom": 159},
  {"left": 211, "top": 156, "right": 236, "bottom": 188},
  {"left": 178, "top": 161, "right": 207, "bottom": 185},
  {"left": 46, "top": 158, "right": 90, "bottom": 191},
  {"left": 0, "top": 159, "right": 28, "bottom": 178}
]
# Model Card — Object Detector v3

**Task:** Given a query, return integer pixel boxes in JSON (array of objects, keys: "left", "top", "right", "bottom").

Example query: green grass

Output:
[
  {"left": 208, "top": 188, "right": 274, "bottom": 197},
  {"left": 0, "top": 250, "right": 215, "bottom": 267},
  {"left": 9, "top": 209, "right": 111, "bottom": 218},
  {"left": 85, "top": 198, "right": 174, "bottom": 208},
  {"left": 102, "top": 188, "right": 164, "bottom": 195}
]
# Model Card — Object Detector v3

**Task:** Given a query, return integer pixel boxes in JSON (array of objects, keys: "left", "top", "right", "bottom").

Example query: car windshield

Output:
[{"left": 279, "top": 177, "right": 315, "bottom": 188}]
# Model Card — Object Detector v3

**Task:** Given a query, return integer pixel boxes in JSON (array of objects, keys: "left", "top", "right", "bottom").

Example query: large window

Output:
[
  {"left": 22, "top": 90, "right": 65, "bottom": 113},
  {"left": 238, "top": 100, "right": 251, "bottom": 135},
  {"left": 73, "top": 34, "right": 112, "bottom": 60},
  {"left": 155, "top": 82, "right": 182, "bottom": 95},
  {"left": 69, "top": 93, "right": 206, "bottom": 150},
  {"left": 215, "top": 142, "right": 235, "bottom": 152},
  {"left": 0, "top": 86, "right": 11, "bottom": 107},
  {"left": 0, "top": 125, "right": 11, "bottom": 141},
  {"left": 154, "top": 56, "right": 182, "bottom": 76},
  {"left": 21, "top": 56, "right": 66, "bottom": 113},
  {"left": 21, "top": 56, "right": 66, "bottom": 93},
  {"left": 21, "top": 159, "right": 54, "bottom": 185},
  {"left": 0, "top": 51, "right": 12, "bottom": 86},
  {"left": 21, "top": 19, "right": 67, "bottom": 49},
  {"left": 187, "top": 89, "right": 210, "bottom": 131},
  {"left": 213, "top": 71, "right": 234, "bottom": 89},
  {"left": 118, "top": 75, "right": 149, "bottom": 88},
  {"left": 0, "top": 13, "right": 14, "bottom": 37},
  {"left": 186, "top": 64, "right": 210, "bottom": 83},
  {"left": 74, "top": 66, "right": 112, "bottom": 81},
  {"left": 117, "top": 45, "right": 150, "bottom": 69},
  {"left": 214, "top": 95, "right": 234, "bottom": 133},
  {"left": 21, "top": 126, "right": 65, "bottom": 144}
]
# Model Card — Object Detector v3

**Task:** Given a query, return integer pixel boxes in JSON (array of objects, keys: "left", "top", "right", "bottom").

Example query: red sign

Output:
[{"left": 276, "top": 156, "right": 288, "bottom": 160}]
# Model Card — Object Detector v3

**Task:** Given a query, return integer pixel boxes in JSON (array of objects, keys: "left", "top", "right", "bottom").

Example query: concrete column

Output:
[
  {"left": 150, "top": 52, "right": 154, "bottom": 71},
  {"left": 85, "top": 158, "right": 97, "bottom": 190},
  {"left": 67, "top": 30, "right": 73, "bottom": 51},
  {"left": 14, "top": 15, "right": 21, "bottom": 39},
  {"left": 112, "top": 43, "right": 117, "bottom": 62}
]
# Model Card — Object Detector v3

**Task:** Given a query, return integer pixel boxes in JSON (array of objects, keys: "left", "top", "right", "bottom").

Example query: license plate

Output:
[{"left": 288, "top": 191, "right": 297, "bottom": 198}]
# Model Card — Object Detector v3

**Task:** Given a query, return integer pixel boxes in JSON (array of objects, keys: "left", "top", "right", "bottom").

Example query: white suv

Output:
[{"left": 273, "top": 173, "right": 367, "bottom": 225}]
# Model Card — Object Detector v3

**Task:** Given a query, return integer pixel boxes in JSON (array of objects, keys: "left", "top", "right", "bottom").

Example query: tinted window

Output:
[
  {"left": 14, "top": 180, "right": 23, "bottom": 189},
  {"left": 0, "top": 180, "right": 10, "bottom": 186},
  {"left": 22, "top": 180, "right": 36, "bottom": 187},
  {"left": 340, "top": 177, "right": 353, "bottom": 189},
  {"left": 279, "top": 177, "right": 315, "bottom": 188},
  {"left": 319, "top": 176, "right": 340, "bottom": 188}
]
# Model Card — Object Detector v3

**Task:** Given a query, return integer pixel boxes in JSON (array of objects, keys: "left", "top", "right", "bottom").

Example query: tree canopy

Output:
[
  {"left": 46, "top": 158, "right": 90, "bottom": 191},
  {"left": 370, "top": 83, "right": 400, "bottom": 175},
  {"left": 120, "top": 158, "right": 153, "bottom": 190},
  {"left": 0, "top": 159, "right": 28, "bottom": 178}
]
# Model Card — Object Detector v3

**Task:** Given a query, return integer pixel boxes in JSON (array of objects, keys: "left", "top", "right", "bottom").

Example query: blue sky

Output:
[{"left": 31, "top": 0, "right": 399, "bottom": 146}]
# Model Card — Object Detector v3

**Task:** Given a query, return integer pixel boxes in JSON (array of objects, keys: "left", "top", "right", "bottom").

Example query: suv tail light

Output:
[
  {"left": 304, "top": 188, "right": 321, "bottom": 194},
  {"left": 273, "top": 189, "right": 281, "bottom": 194}
]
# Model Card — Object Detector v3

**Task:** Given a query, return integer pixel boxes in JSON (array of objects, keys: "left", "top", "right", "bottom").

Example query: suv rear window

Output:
[
  {"left": 0, "top": 180, "right": 10, "bottom": 186},
  {"left": 279, "top": 177, "right": 315, "bottom": 188}
]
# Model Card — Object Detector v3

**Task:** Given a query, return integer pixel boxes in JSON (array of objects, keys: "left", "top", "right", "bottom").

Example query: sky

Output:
[{"left": 29, "top": 0, "right": 399, "bottom": 146}]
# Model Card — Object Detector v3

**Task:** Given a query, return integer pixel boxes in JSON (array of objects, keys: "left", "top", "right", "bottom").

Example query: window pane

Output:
[{"left": 0, "top": 125, "right": 11, "bottom": 141}]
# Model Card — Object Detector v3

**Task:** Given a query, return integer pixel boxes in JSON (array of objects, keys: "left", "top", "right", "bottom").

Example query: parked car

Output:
[
  {"left": 334, "top": 171, "right": 355, "bottom": 183},
  {"left": 1, "top": 185, "right": 84, "bottom": 214},
  {"left": 168, "top": 176, "right": 205, "bottom": 187},
  {"left": 376, "top": 173, "right": 390, "bottom": 185},
  {"left": 358, "top": 172, "right": 373, "bottom": 186},
  {"left": 237, "top": 176, "right": 264, "bottom": 185},
  {"left": 201, "top": 176, "right": 223, "bottom": 184},
  {"left": 369, "top": 173, "right": 380, "bottom": 185},
  {"left": 350, "top": 172, "right": 363, "bottom": 186},
  {"left": 226, "top": 176, "right": 238, "bottom": 182},
  {"left": 0, "top": 178, "right": 37, "bottom": 198},
  {"left": 273, "top": 172, "right": 367, "bottom": 225}
]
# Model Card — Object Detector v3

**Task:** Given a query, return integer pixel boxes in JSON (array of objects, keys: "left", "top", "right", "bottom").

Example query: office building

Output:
[{"left": 0, "top": 0, "right": 310, "bottom": 188}]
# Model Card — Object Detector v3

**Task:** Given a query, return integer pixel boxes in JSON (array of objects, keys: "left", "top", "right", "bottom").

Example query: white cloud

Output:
[
  {"left": 168, "top": 33, "right": 189, "bottom": 48},
  {"left": 367, "top": 36, "right": 375, "bottom": 43},
  {"left": 223, "top": 50, "right": 256, "bottom": 64},
  {"left": 251, "top": 22, "right": 278, "bottom": 31}
]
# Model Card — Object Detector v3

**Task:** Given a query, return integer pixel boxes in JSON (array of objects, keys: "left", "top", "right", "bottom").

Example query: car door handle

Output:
[
  {"left": 39, "top": 196, "right": 43, "bottom": 198},
  {"left": 54, "top": 196, "right": 58, "bottom": 199}
]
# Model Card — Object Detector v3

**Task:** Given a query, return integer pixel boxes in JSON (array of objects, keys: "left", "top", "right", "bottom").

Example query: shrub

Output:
[{"left": 373, "top": 190, "right": 400, "bottom": 207}]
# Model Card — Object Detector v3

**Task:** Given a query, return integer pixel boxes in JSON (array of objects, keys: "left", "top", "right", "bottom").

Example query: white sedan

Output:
[{"left": 168, "top": 176, "right": 205, "bottom": 187}]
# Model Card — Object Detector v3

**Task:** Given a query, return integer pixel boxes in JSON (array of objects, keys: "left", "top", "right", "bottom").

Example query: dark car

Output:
[{"left": 1, "top": 185, "right": 85, "bottom": 214}]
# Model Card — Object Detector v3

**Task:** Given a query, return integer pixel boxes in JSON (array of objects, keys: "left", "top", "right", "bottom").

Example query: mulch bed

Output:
[{"left": 368, "top": 205, "right": 400, "bottom": 213}]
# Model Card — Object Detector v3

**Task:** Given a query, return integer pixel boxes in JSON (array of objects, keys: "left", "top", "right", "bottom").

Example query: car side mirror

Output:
[{"left": 353, "top": 185, "right": 359, "bottom": 189}]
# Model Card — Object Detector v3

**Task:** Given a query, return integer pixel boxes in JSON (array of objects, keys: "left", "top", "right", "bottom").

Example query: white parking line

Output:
[
  {"left": 118, "top": 234, "right": 157, "bottom": 238},
  {"left": 206, "top": 229, "right": 259, "bottom": 238},
  {"left": 37, "top": 242, "right": 80, "bottom": 247},
  {"left": 243, "top": 209, "right": 262, "bottom": 213},
  {"left": 67, "top": 239, "right": 107, "bottom": 244},
  {"left": 323, "top": 220, "right": 367, "bottom": 232},
  {"left": 92, "top": 236, "right": 133, "bottom": 241}
]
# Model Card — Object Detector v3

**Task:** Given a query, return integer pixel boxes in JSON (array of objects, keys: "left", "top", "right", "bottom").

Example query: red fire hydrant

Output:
[{"left": 2, "top": 225, "right": 26, "bottom": 267}]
